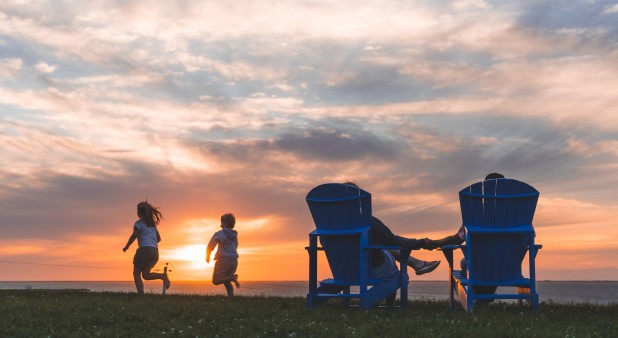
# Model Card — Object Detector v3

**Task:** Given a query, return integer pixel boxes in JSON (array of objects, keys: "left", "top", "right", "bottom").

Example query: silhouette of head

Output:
[
  {"left": 137, "top": 200, "right": 162, "bottom": 227},
  {"left": 221, "top": 213, "right": 236, "bottom": 229},
  {"left": 342, "top": 181, "right": 359, "bottom": 188},
  {"left": 485, "top": 172, "right": 505, "bottom": 180}
]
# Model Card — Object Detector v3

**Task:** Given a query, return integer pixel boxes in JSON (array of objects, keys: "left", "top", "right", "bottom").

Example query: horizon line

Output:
[{"left": 1, "top": 280, "right": 617, "bottom": 283}]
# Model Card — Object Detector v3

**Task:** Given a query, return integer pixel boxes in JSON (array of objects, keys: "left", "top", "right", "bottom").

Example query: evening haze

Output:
[{"left": 1, "top": 1, "right": 617, "bottom": 282}]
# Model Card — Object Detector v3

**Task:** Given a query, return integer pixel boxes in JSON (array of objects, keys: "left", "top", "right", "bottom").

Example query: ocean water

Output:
[{"left": 1, "top": 281, "right": 617, "bottom": 305}]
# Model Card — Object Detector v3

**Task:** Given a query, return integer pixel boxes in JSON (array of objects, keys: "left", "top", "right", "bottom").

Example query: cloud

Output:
[
  {"left": 604, "top": 4, "right": 618, "bottom": 14},
  {"left": 0, "top": 57, "right": 22, "bottom": 77},
  {"left": 272, "top": 127, "right": 400, "bottom": 161},
  {"left": 34, "top": 61, "right": 56, "bottom": 73}
]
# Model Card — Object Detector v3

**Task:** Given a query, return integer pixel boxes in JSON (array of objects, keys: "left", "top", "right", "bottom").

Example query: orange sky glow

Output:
[{"left": 1, "top": 1, "right": 617, "bottom": 282}]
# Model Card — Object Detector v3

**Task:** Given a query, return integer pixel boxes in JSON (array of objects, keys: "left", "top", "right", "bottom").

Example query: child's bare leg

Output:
[
  {"left": 133, "top": 267, "right": 144, "bottom": 294},
  {"left": 223, "top": 281, "right": 234, "bottom": 297},
  {"left": 141, "top": 260, "right": 162, "bottom": 280},
  {"left": 141, "top": 261, "right": 171, "bottom": 288},
  {"left": 143, "top": 270, "right": 170, "bottom": 290},
  {"left": 142, "top": 271, "right": 164, "bottom": 280}
]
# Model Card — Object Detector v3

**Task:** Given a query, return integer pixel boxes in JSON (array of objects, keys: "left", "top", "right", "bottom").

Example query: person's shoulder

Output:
[{"left": 134, "top": 220, "right": 144, "bottom": 228}]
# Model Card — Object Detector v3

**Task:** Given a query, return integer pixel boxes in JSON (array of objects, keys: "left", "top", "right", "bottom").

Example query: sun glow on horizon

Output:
[{"left": 166, "top": 244, "right": 209, "bottom": 269}]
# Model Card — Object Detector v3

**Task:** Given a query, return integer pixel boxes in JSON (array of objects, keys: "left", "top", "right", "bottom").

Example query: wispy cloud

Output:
[
  {"left": 0, "top": 57, "right": 22, "bottom": 77},
  {"left": 604, "top": 4, "right": 618, "bottom": 14}
]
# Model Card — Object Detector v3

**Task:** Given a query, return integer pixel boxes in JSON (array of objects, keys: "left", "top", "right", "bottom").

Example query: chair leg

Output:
[
  {"left": 386, "top": 292, "right": 396, "bottom": 307},
  {"left": 532, "top": 293, "right": 540, "bottom": 310},
  {"left": 307, "top": 236, "right": 318, "bottom": 308},
  {"left": 449, "top": 276, "right": 455, "bottom": 311},
  {"left": 343, "top": 286, "right": 350, "bottom": 308}
]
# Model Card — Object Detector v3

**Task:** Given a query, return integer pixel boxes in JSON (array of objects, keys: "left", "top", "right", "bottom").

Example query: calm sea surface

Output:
[{"left": 1, "top": 281, "right": 617, "bottom": 305}]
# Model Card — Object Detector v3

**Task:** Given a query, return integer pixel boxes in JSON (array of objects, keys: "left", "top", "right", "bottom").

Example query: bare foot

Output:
[
  {"left": 163, "top": 274, "right": 171, "bottom": 289},
  {"left": 233, "top": 274, "right": 240, "bottom": 288}
]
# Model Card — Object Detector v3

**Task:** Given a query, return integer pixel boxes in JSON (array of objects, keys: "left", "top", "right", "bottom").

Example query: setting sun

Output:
[{"left": 167, "top": 244, "right": 211, "bottom": 270}]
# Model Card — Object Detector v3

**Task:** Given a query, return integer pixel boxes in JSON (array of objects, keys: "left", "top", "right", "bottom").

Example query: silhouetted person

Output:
[
  {"left": 123, "top": 201, "right": 171, "bottom": 294},
  {"left": 343, "top": 182, "right": 441, "bottom": 278},
  {"left": 206, "top": 213, "right": 240, "bottom": 298}
]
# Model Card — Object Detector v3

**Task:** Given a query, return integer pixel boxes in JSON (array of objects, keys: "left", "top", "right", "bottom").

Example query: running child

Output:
[
  {"left": 122, "top": 200, "right": 171, "bottom": 294},
  {"left": 206, "top": 213, "right": 239, "bottom": 297}
]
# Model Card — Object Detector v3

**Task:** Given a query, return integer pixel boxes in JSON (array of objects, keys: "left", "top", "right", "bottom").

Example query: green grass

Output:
[{"left": 1, "top": 290, "right": 616, "bottom": 337}]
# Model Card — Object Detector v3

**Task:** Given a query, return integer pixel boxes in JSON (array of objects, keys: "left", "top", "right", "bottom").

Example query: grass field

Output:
[{"left": 1, "top": 290, "right": 616, "bottom": 337}]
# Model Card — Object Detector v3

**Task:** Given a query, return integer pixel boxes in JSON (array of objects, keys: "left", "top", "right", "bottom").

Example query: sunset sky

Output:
[{"left": 1, "top": 0, "right": 617, "bottom": 282}]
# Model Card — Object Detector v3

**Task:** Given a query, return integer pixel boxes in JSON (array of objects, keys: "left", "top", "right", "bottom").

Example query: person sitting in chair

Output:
[{"left": 342, "top": 182, "right": 441, "bottom": 279}]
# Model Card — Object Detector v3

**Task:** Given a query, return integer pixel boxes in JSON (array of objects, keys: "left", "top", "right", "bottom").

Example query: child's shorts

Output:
[
  {"left": 133, "top": 246, "right": 159, "bottom": 271},
  {"left": 212, "top": 259, "right": 238, "bottom": 284}
]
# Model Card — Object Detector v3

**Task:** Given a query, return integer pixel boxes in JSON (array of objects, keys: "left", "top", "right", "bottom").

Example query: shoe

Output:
[
  {"left": 415, "top": 260, "right": 441, "bottom": 275},
  {"left": 233, "top": 274, "right": 240, "bottom": 288}
]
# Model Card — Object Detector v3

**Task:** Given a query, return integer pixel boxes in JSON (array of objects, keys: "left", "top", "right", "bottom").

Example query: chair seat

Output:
[
  {"left": 451, "top": 270, "right": 532, "bottom": 288},
  {"left": 320, "top": 278, "right": 389, "bottom": 287}
]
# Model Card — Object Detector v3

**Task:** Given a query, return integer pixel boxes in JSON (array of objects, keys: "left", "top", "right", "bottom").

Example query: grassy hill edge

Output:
[{"left": 1, "top": 290, "right": 616, "bottom": 337}]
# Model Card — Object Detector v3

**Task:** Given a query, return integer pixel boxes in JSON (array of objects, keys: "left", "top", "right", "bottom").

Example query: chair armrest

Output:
[
  {"left": 310, "top": 228, "right": 367, "bottom": 236},
  {"left": 439, "top": 244, "right": 465, "bottom": 252},
  {"left": 440, "top": 244, "right": 465, "bottom": 267},
  {"left": 364, "top": 245, "right": 408, "bottom": 251}
]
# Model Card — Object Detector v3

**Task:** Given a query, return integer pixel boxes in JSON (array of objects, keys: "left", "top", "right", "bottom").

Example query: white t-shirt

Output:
[{"left": 134, "top": 220, "right": 158, "bottom": 248}]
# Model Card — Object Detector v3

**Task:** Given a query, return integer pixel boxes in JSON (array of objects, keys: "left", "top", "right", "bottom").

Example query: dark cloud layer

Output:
[
  {"left": 273, "top": 128, "right": 399, "bottom": 161},
  {"left": 518, "top": 0, "right": 618, "bottom": 31},
  {"left": 0, "top": 160, "right": 313, "bottom": 241},
  {"left": 193, "top": 121, "right": 401, "bottom": 163}
]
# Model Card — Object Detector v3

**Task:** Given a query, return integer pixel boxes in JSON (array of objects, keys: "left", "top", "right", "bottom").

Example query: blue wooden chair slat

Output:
[
  {"left": 444, "top": 178, "right": 542, "bottom": 312},
  {"left": 306, "top": 183, "right": 411, "bottom": 310}
]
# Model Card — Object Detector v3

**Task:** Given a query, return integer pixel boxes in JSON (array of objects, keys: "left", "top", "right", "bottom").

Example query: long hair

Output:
[{"left": 137, "top": 201, "right": 163, "bottom": 227}]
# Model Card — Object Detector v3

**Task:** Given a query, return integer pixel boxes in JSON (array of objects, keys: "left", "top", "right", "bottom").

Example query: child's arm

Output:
[
  {"left": 156, "top": 229, "right": 162, "bottom": 243},
  {"left": 122, "top": 227, "right": 139, "bottom": 252},
  {"left": 205, "top": 233, "right": 220, "bottom": 263}
]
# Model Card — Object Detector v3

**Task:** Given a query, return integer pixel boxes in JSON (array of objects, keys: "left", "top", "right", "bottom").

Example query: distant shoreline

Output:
[{"left": 2, "top": 280, "right": 617, "bottom": 305}]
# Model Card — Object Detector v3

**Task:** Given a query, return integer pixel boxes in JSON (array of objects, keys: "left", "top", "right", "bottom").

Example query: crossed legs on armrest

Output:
[{"left": 388, "top": 250, "right": 441, "bottom": 275}]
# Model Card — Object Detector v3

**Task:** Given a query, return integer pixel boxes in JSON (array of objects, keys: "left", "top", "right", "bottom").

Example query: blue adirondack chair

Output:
[
  {"left": 305, "top": 183, "right": 412, "bottom": 310},
  {"left": 441, "top": 178, "right": 542, "bottom": 312}
]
